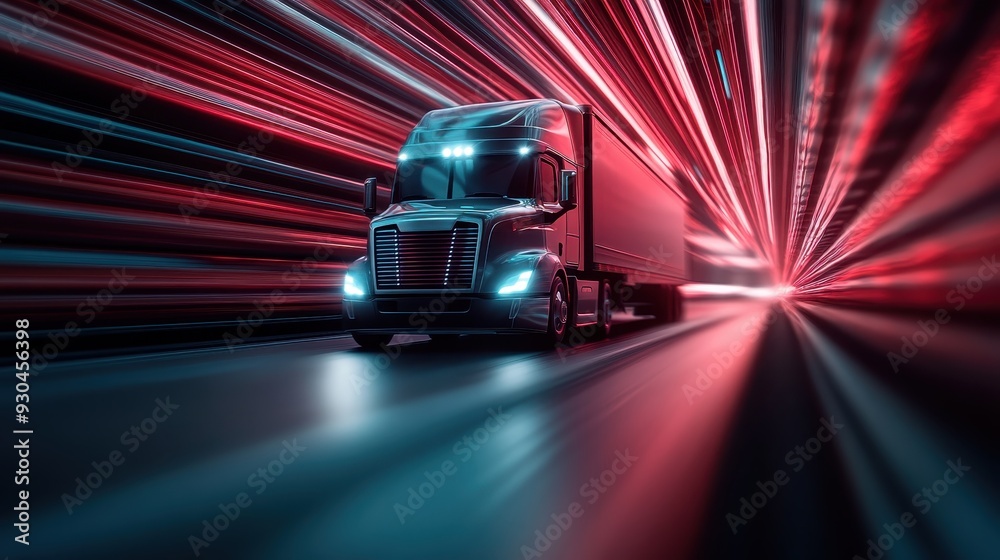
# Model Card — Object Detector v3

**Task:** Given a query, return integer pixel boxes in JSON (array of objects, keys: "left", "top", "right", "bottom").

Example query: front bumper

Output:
[{"left": 343, "top": 294, "right": 549, "bottom": 334}]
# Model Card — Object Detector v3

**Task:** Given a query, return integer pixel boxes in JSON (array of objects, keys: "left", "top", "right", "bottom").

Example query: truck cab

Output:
[{"left": 343, "top": 100, "right": 685, "bottom": 349}]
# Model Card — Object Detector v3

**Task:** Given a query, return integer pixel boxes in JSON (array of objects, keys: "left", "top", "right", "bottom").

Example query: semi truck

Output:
[{"left": 343, "top": 99, "right": 686, "bottom": 348}]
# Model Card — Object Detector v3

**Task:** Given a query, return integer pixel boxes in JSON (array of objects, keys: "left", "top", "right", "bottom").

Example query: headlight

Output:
[
  {"left": 497, "top": 270, "right": 532, "bottom": 295},
  {"left": 344, "top": 273, "right": 365, "bottom": 297}
]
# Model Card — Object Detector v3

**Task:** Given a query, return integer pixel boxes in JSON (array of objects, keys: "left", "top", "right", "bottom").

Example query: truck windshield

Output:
[{"left": 392, "top": 155, "right": 533, "bottom": 201}]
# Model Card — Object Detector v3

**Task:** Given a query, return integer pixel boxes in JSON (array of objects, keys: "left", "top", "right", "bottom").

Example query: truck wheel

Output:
[
  {"left": 351, "top": 333, "right": 393, "bottom": 350},
  {"left": 545, "top": 276, "right": 569, "bottom": 346},
  {"left": 595, "top": 280, "right": 613, "bottom": 339}
]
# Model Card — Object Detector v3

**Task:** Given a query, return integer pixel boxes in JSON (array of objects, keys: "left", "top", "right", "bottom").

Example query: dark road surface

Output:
[{"left": 15, "top": 299, "right": 1000, "bottom": 560}]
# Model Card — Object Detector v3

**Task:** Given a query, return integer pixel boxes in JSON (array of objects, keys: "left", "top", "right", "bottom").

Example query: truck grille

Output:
[{"left": 373, "top": 222, "right": 479, "bottom": 290}]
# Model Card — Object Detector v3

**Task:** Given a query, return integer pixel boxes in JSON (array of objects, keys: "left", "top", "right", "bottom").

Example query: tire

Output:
[
  {"left": 595, "top": 280, "right": 613, "bottom": 339},
  {"left": 543, "top": 276, "right": 570, "bottom": 346},
  {"left": 351, "top": 333, "right": 393, "bottom": 350}
]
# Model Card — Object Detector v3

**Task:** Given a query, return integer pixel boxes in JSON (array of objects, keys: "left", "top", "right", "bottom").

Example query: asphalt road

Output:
[{"left": 14, "top": 299, "right": 1000, "bottom": 559}]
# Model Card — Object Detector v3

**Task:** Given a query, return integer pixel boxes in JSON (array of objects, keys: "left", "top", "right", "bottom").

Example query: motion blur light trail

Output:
[
  {"left": 784, "top": 303, "right": 1000, "bottom": 558},
  {"left": 2, "top": 3, "right": 999, "bottom": 559},
  {"left": 3, "top": 0, "right": 999, "bottom": 331}
]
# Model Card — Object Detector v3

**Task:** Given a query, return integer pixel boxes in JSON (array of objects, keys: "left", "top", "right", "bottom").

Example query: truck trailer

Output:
[{"left": 343, "top": 99, "right": 687, "bottom": 348}]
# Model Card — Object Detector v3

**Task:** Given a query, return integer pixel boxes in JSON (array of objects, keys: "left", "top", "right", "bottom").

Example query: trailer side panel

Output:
[{"left": 587, "top": 114, "right": 686, "bottom": 282}]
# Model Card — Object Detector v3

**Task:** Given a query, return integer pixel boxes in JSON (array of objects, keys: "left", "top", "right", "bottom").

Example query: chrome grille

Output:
[{"left": 373, "top": 222, "right": 479, "bottom": 290}]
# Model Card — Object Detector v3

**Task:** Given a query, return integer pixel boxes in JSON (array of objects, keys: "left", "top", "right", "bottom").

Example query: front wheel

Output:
[
  {"left": 351, "top": 333, "right": 393, "bottom": 350},
  {"left": 543, "top": 276, "right": 570, "bottom": 346}
]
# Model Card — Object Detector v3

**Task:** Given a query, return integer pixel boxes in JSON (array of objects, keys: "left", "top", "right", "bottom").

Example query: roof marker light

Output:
[
  {"left": 442, "top": 147, "right": 452, "bottom": 157},
  {"left": 463, "top": 146, "right": 474, "bottom": 157},
  {"left": 518, "top": 146, "right": 529, "bottom": 155}
]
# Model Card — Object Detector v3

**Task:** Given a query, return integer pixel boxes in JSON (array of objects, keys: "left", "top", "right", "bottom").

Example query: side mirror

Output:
[
  {"left": 559, "top": 170, "right": 577, "bottom": 210},
  {"left": 363, "top": 177, "right": 378, "bottom": 217}
]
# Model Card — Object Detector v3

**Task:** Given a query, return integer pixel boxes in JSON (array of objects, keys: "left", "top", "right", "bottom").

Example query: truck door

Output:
[
  {"left": 538, "top": 156, "right": 568, "bottom": 265},
  {"left": 563, "top": 164, "right": 581, "bottom": 268}
]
